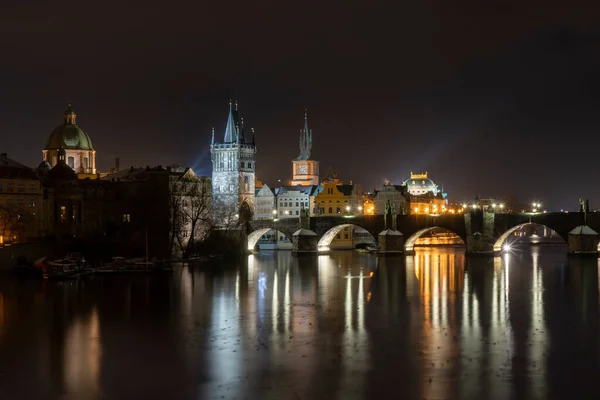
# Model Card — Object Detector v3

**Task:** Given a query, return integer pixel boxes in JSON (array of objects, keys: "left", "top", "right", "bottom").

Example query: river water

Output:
[{"left": 0, "top": 246, "right": 598, "bottom": 400}]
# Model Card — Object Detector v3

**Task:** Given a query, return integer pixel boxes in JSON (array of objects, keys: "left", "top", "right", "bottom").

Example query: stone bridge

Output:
[{"left": 247, "top": 210, "right": 598, "bottom": 255}]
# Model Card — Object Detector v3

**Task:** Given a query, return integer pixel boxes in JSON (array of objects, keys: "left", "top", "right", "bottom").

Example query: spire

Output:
[
  {"left": 251, "top": 127, "right": 255, "bottom": 146},
  {"left": 211, "top": 127, "right": 215, "bottom": 145},
  {"left": 238, "top": 117, "right": 245, "bottom": 143},
  {"left": 64, "top": 103, "right": 76, "bottom": 124},
  {"left": 296, "top": 109, "right": 312, "bottom": 160},
  {"left": 223, "top": 100, "right": 238, "bottom": 143}
]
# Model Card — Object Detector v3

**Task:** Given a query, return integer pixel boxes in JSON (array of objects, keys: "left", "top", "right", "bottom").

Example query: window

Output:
[
  {"left": 18, "top": 184, "right": 24, "bottom": 193},
  {"left": 67, "top": 156, "right": 75, "bottom": 169},
  {"left": 29, "top": 200, "right": 35, "bottom": 207},
  {"left": 29, "top": 183, "right": 36, "bottom": 192},
  {"left": 60, "top": 206, "right": 67, "bottom": 221},
  {"left": 295, "top": 202, "right": 299, "bottom": 207},
  {"left": 0, "top": 183, "right": 2, "bottom": 192},
  {"left": 336, "top": 207, "right": 341, "bottom": 213},
  {"left": 328, "top": 207, "right": 332, "bottom": 214},
  {"left": 295, "top": 210, "right": 299, "bottom": 215},
  {"left": 7, "top": 183, "right": 13, "bottom": 192},
  {"left": 336, "top": 234, "right": 341, "bottom": 239},
  {"left": 240, "top": 161, "right": 244, "bottom": 168},
  {"left": 123, "top": 214, "right": 131, "bottom": 222},
  {"left": 247, "top": 162, "right": 251, "bottom": 168},
  {"left": 83, "top": 157, "right": 89, "bottom": 170},
  {"left": 344, "top": 233, "right": 349, "bottom": 239}
]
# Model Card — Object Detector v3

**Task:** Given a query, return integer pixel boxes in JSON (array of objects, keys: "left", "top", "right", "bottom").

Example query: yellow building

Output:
[
  {"left": 0, "top": 154, "right": 43, "bottom": 244},
  {"left": 410, "top": 193, "right": 447, "bottom": 215},
  {"left": 314, "top": 169, "right": 363, "bottom": 249}
]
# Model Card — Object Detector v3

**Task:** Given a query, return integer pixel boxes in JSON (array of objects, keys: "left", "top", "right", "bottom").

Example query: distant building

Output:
[
  {"left": 290, "top": 111, "right": 319, "bottom": 186},
  {"left": 314, "top": 168, "right": 362, "bottom": 216},
  {"left": 403, "top": 172, "right": 441, "bottom": 196},
  {"left": 210, "top": 101, "right": 256, "bottom": 224},
  {"left": 255, "top": 184, "right": 276, "bottom": 220},
  {"left": 43, "top": 104, "right": 97, "bottom": 177},
  {"left": 372, "top": 183, "right": 409, "bottom": 215},
  {"left": 402, "top": 172, "right": 448, "bottom": 214},
  {"left": 0, "top": 153, "right": 43, "bottom": 243},
  {"left": 275, "top": 185, "right": 321, "bottom": 218}
]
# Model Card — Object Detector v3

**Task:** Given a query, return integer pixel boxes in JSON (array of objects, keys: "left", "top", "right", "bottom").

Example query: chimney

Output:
[{"left": 115, "top": 157, "right": 120, "bottom": 172}]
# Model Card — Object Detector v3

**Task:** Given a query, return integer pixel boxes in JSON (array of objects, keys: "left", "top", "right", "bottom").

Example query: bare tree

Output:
[
  {"left": 0, "top": 204, "right": 30, "bottom": 243},
  {"left": 168, "top": 170, "right": 212, "bottom": 257}
]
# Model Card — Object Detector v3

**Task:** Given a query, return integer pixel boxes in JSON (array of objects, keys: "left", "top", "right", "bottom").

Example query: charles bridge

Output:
[{"left": 246, "top": 210, "right": 599, "bottom": 255}]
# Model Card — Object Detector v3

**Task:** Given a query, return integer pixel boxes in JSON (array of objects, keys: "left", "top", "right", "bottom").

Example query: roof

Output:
[
  {"left": 276, "top": 185, "right": 318, "bottom": 196},
  {"left": 0, "top": 153, "right": 36, "bottom": 179},
  {"left": 379, "top": 229, "right": 403, "bottom": 236},
  {"left": 47, "top": 162, "right": 77, "bottom": 181},
  {"left": 256, "top": 184, "right": 274, "bottom": 197},
  {"left": 296, "top": 110, "right": 313, "bottom": 161},
  {"left": 569, "top": 225, "right": 599, "bottom": 235},
  {"left": 45, "top": 105, "right": 94, "bottom": 150},
  {"left": 293, "top": 228, "right": 317, "bottom": 236},
  {"left": 336, "top": 184, "right": 354, "bottom": 196}
]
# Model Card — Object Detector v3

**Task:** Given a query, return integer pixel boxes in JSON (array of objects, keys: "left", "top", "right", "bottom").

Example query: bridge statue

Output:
[{"left": 579, "top": 198, "right": 590, "bottom": 225}]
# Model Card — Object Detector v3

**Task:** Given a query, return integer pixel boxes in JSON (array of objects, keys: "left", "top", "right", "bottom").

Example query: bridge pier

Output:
[
  {"left": 378, "top": 230, "right": 404, "bottom": 255},
  {"left": 568, "top": 226, "right": 599, "bottom": 256},
  {"left": 292, "top": 229, "right": 318, "bottom": 255}
]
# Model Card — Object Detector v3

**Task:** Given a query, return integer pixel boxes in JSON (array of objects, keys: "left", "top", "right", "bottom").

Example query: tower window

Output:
[
  {"left": 83, "top": 157, "right": 89, "bottom": 170},
  {"left": 67, "top": 156, "right": 75, "bottom": 169},
  {"left": 247, "top": 162, "right": 251, "bottom": 168}
]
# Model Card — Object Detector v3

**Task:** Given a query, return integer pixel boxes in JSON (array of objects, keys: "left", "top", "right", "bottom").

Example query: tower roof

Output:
[
  {"left": 223, "top": 100, "right": 238, "bottom": 143},
  {"left": 296, "top": 109, "right": 312, "bottom": 160}
]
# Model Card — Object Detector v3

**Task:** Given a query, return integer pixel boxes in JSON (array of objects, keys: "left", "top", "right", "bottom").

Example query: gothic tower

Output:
[
  {"left": 210, "top": 101, "right": 256, "bottom": 224},
  {"left": 290, "top": 110, "right": 319, "bottom": 186}
]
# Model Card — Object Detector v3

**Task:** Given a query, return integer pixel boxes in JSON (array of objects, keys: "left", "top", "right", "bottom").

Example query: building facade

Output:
[
  {"left": 290, "top": 111, "right": 319, "bottom": 186},
  {"left": 43, "top": 104, "right": 97, "bottom": 176},
  {"left": 372, "top": 183, "right": 409, "bottom": 215},
  {"left": 255, "top": 184, "right": 276, "bottom": 220},
  {"left": 275, "top": 185, "right": 320, "bottom": 219},
  {"left": 314, "top": 171, "right": 362, "bottom": 216},
  {"left": 211, "top": 101, "right": 256, "bottom": 224},
  {"left": 0, "top": 153, "right": 43, "bottom": 244}
]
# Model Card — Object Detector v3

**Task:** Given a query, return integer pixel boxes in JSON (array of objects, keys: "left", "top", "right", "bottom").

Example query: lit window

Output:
[
  {"left": 67, "top": 156, "right": 75, "bottom": 169},
  {"left": 123, "top": 214, "right": 131, "bottom": 222},
  {"left": 60, "top": 206, "right": 67, "bottom": 221}
]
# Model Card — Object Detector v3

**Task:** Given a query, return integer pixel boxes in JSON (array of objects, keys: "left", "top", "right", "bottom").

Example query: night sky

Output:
[{"left": 2, "top": 0, "right": 600, "bottom": 210}]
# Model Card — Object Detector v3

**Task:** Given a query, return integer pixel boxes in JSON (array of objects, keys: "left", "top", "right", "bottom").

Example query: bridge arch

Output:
[
  {"left": 405, "top": 227, "right": 465, "bottom": 253},
  {"left": 493, "top": 222, "right": 564, "bottom": 252},
  {"left": 317, "top": 224, "right": 377, "bottom": 252},
  {"left": 247, "top": 228, "right": 292, "bottom": 251}
]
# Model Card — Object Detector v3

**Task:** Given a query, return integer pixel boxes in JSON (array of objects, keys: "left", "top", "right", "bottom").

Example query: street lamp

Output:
[
  {"left": 345, "top": 206, "right": 351, "bottom": 214},
  {"left": 272, "top": 209, "right": 277, "bottom": 219}
]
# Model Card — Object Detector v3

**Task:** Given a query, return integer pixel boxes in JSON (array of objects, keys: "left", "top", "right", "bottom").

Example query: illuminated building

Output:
[
  {"left": 275, "top": 185, "right": 321, "bottom": 219},
  {"left": 314, "top": 168, "right": 364, "bottom": 249},
  {"left": 43, "top": 104, "right": 97, "bottom": 177},
  {"left": 402, "top": 172, "right": 449, "bottom": 215},
  {"left": 403, "top": 172, "right": 441, "bottom": 196},
  {"left": 254, "top": 184, "right": 276, "bottom": 220},
  {"left": 210, "top": 101, "right": 256, "bottom": 223},
  {"left": 362, "top": 195, "right": 375, "bottom": 215},
  {"left": 290, "top": 111, "right": 319, "bottom": 186}
]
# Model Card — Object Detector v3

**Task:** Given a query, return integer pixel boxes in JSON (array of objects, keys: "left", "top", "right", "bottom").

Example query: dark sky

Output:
[{"left": 2, "top": 0, "right": 600, "bottom": 210}]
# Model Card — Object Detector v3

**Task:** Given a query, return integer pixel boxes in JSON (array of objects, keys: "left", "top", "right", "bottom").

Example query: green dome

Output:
[{"left": 45, "top": 104, "right": 94, "bottom": 150}]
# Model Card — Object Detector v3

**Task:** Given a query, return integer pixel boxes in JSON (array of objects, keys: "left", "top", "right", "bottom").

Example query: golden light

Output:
[
  {"left": 414, "top": 207, "right": 419, "bottom": 213},
  {"left": 424, "top": 207, "right": 429, "bottom": 213}
]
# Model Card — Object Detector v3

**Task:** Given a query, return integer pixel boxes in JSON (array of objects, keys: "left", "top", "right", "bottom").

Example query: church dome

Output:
[{"left": 45, "top": 104, "right": 94, "bottom": 151}]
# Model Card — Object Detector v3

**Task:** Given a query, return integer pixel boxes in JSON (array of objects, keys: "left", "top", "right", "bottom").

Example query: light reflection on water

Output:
[{"left": 1, "top": 246, "right": 600, "bottom": 399}]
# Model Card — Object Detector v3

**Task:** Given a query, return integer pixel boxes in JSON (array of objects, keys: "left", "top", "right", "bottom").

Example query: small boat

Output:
[
  {"left": 43, "top": 260, "right": 90, "bottom": 281},
  {"left": 94, "top": 257, "right": 173, "bottom": 274}
]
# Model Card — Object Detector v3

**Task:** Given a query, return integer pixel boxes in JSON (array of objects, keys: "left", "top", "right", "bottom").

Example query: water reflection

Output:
[{"left": 2, "top": 247, "right": 600, "bottom": 398}]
